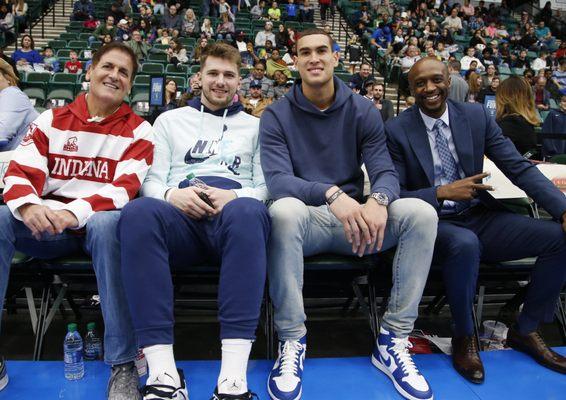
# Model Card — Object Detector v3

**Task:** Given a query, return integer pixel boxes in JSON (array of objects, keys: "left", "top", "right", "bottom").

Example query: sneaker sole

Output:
[
  {"left": 0, "top": 373, "right": 8, "bottom": 391},
  {"left": 371, "top": 355, "right": 433, "bottom": 400},
  {"left": 267, "top": 382, "right": 302, "bottom": 400}
]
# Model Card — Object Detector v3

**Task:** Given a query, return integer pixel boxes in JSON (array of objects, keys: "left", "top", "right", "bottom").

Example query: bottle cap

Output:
[
  {"left": 186, "top": 172, "right": 195, "bottom": 180},
  {"left": 67, "top": 323, "right": 77, "bottom": 332},
  {"left": 87, "top": 322, "right": 96, "bottom": 331}
]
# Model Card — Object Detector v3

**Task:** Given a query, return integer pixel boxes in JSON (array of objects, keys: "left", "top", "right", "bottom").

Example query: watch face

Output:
[{"left": 373, "top": 193, "right": 389, "bottom": 205}]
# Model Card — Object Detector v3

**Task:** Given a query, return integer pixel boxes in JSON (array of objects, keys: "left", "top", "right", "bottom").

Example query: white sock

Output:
[
  {"left": 217, "top": 339, "right": 253, "bottom": 395},
  {"left": 143, "top": 344, "right": 181, "bottom": 388}
]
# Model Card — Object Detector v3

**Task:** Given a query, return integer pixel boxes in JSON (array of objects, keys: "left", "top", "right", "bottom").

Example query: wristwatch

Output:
[{"left": 370, "top": 192, "right": 389, "bottom": 207}]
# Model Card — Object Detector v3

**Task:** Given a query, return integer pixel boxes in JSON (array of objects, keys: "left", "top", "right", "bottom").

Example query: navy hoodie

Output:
[
  {"left": 259, "top": 77, "right": 399, "bottom": 206},
  {"left": 541, "top": 108, "right": 566, "bottom": 158}
]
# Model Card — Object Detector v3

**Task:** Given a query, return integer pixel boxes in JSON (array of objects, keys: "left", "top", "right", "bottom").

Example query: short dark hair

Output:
[
  {"left": 91, "top": 42, "right": 138, "bottom": 82},
  {"left": 297, "top": 28, "right": 334, "bottom": 49},
  {"left": 200, "top": 42, "right": 242, "bottom": 72}
]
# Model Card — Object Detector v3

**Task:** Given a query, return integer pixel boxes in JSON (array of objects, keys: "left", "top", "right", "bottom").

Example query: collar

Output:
[{"left": 419, "top": 105, "right": 450, "bottom": 132}]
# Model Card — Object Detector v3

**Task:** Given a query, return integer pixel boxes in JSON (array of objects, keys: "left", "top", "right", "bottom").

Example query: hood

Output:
[
  {"left": 285, "top": 76, "right": 353, "bottom": 117},
  {"left": 67, "top": 93, "right": 133, "bottom": 125},
  {"left": 187, "top": 96, "right": 244, "bottom": 116}
]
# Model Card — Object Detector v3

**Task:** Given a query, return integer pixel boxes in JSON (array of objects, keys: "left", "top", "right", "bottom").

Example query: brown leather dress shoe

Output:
[
  {"left": 452, "top": 336, "right": 485, "bottom": 384},
  {"left": 506, "top": 327, "right": 566, "bottom": 374}
]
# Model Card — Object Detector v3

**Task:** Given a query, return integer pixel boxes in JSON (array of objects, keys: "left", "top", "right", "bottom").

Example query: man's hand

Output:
[
  {"left": 19, "top": 204, "right": 57, "bottom": 240},
  {"left": 437, "top": 173, "right": 494, "bottom": 201},
  {"left": 49, "top": 210, "right": 79, "bottom": 233},
  {"left": 361, "top": 198, "right": 388, "bottom": 255},
  {"left": 326, "top": 187, "right": 372, "bottom": 256},
  {"left": 168, "top": 187, "right": 216, "bottom": 219},
  {"left": 204, "top": 187, "right": 237, "bottom": 213}
]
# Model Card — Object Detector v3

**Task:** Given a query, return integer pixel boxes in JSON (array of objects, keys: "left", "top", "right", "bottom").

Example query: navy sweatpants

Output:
[
  {"left": 435, "top": 206, "right": 566, "bottom": 337},
  {"left": 118, "top": 197, "right": 271, "bottom": 347}
]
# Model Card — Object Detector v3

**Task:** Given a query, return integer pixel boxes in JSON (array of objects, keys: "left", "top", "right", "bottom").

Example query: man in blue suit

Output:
[{"left": 386, "top": 57, "right": 566, "bottom": 383}]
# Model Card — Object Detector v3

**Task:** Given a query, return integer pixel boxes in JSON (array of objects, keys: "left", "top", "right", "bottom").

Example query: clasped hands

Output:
[
  {"left": 18, "top": 204, "right": 79, "bottom": 240},
  {"left": 326, "top": 186, "right": 388, "bottom": 257},
  {"left": 168, "top": 186, "right": 237, "bottom": 219}
]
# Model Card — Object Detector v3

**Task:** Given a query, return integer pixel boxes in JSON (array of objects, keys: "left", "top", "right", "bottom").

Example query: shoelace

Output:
[
  {"left": 279, "top": 341, "right": 303, "bottom": 375},
  {"left": 390, "top": 337, "right": 419, "bottom": 377},
  {"left": 467, "top": 338, "right": 479, "bottom": 354}
]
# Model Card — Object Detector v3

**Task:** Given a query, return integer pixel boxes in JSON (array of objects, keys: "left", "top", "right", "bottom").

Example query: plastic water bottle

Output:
[
  {"left": 84, "top": 322, "right": 103, "bottom": 361},
  {"left": 64, "top": 323, "right": 84, "bottom": 380}
]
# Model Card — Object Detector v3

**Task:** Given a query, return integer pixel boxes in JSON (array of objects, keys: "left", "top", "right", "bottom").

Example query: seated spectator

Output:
[
  {"left": 154, "top": 0, "right": 165, "bottom": 15},
  {"left": 257, "top": 39, "right": 274, "bottom": 60},
  {"left": 399, "top": 45, "right": 420, "bottom": 96},
  {"left": 64, "top": 50, "right": 82, "bottom": 74},
  {"left": 481, "top": 64, "right": 498, "bottom": 88},
  {"left": 182, "top": 8, "right": 199, "bottom": 37},
  {"left": 460, "top": 46, "right": 485, "bottom": 72},
  {"left": 480, "top": 48, "right": 499, "bottom": 67},
  {"left": 348, "top": 62, "right": 373, "bottom": 96},
  {"left": 442, "top": 8, "right": 462, "bottom": 34},
  {"left": 137, "top": 18, "right": 156, "bottom": 42},
  {"left": 241, "top": 78, "right": 273, "bottom": 117},
  {"left": 0, "top": 4, "right": 15, "bottom": 44},
  {"left": 240, "top": 60, "right": 274, "bottom": 98},
  {"left": 13, "top": 0, "right": 27, "bottom": 32},
  {"left": 71, "top": 0, "right": 94, "bottom": 21},
  {"left": 496, "top": 76, "right": 540, "bottom": 156},
  {"left": 466, "top": 71, "right": 483, "bottom": 102},
  {"left": 140, "top": 4, "right": 159, "bottom": 30},
  {"left": 435, "top": 42, "right": 450, "bottom": 61},
  {"left": 541, "top": 94, "right": 566, "bottom": 157},
  {"left": 371, "top": 83, "right": 394, "bottom": 122},
  {"left": 533, "top": 76, "right": 551, "bottom": 112},
  {"left": 281, "top": 42, "right": 296, "bottom": 67},
  {"left": 552, "top": 58, "right": 566, "bottom": 96},
  {"left": 251, "top": 0, "right": 266, "bottom": 20},
  {"left": 11, "top": 34, "right": 42, "bottom": 72},
  {"left": 216, "top": 12, "right": 234, "bottom": 42},
  {"left": 436, "top": 27, "right": 454, "bottom": 46},
  {"left": 469, "top": 29, "right": 487, "bottom": 50},
  {"left": 167, "top": 38, "right": 188, "bottom": 65},
  {"left": 155, "top": 28, "right": 172, "bottom": 45},
  {"left": 240, "top": 40, "right": 258, "bottom": 68},
  {"left": 476, "top": 75, "right": 500, "bottom": 104},
  {"left": 201, "top": 17, "right": 214, "bottom": 38},
  {"left": 106, "top": 2, "right": 126, "bottom": 23},
  {"left": 535, "top": 20, "right": 554, "bottom": 49},
  {"left": 125, "top": 29, "right": 151, "bottom": 61},
  {"left": 0, "top": 58, "right": 38, "bottom": 151},
  {"left": 217, "top": 0, "right": 230, "bottom": 16},
  {"left": 162, "top": 4, "right": 182, "bottom": 37},
  {"left": 149, "top": 78, "right": 178, "bottom": 123},
  {"left": 115, "top": 18, "right": 131, "bottom": 42},
  {"left": 496, "top": 22, "right": 509, "bottom": 41},
  {"left": 192, "top": 36, "right": 208, "bottom": 63},
  {"left": 461, "top": 0, "right": 475, "bottom": 17},
  {"left": 102, "top": 33, "right": 114, "bottom": 45},
  {"left": 448, "top": 60, "right": 469, "bottom": 102},
  {"left": 300, "top": 0, "right": 314, "bottom": 23},
  {"left": 266, "top": 48, "right": 290, "bottom": 79},
  {"left": 484, "top": 21, "right": 497, "bottom": 39},
  {"left": 369, "top": 22, "right": 391, "bottom": 60},
  {"left": 512, "top": 50, "right": 531, "bottom": 69},
  {"left": 255, "top": 20, "right": 276, "bottom": 48},
  {"left": 531, "top": 51, "right": 549, "bottom": 73},
  {"left": 42, "top": 46, "right": 60, "bottom": 73},
  {"left": 272, "top": 70, "right": 290, "bottom": 99},
  {"left": 275, "top": 23, "right": 289, "bottom": 49},
  {"left": 520, "top": 26, "right": 538, "bottom": 50},
  {"left": 267, "top": 1, "right": 281, "bottom": 21},
  {"left": 285, "top": 0, "right": 298, "bottom": 21},
  {"left": 90, "top": 15, "right": 116, "bottom": 46}
]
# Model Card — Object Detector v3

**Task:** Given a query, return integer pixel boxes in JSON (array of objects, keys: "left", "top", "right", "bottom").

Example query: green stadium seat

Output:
[
  {"left": 147, "top": 52, "right": 169, "bottom": 64},
  {"left": 60, "top": 32, "right": 78, "bottom": 41},
  {"left": 178, "top": 37, "right": 196, "bottom": 47},
  {"left": 46, "top": 88, "right": 75, "bottom": 108},
  {"left": 190, "top": 65, "right": 201, "bottom": 74},
  {"left": 512, "top": 67, "right": 525, "bottom": 76},
  {"left": 56, "top": 49, "right": 73, "bottom": 58},
  {"left": 131, "top": 92, "right": 150, "bottom": 116},
  {"left": 67, "top": 40, "right": 89, "bottom": 50},
  {"left": 141, "top": 63, "right": 165, "bottom": 75},
  {"left": 165, "top": 63, "right": 189, "bottom": 76},
  {"left": 498, "top": 65, "right": 511, "bottom": 75},
  {"left": 47, "top": 40, "right": 67, "bottom": 51},
  {"left": 23, "top": 87, "right": 46, "bottom": 107},
  {"left": 79, "top": 33, "right": 93, "bottom": 41},
  {"left": 23, "top": 72, "right": 51, "bottom": 91},
  {"left": 335, "top": 72, "right": 352, "bottom": 82},
  {"left": 50, "top": 73, "right": 79, "bottom": 95}
]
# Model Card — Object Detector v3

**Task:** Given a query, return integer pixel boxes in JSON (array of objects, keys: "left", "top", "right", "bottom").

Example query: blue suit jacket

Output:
[{"left": 385, "top": 100, "right": 566, "bottom": 220}]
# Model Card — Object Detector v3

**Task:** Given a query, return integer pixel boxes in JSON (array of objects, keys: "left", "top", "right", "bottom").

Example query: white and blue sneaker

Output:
[
  {"left": 372, "top": 327, "right": 433, "bottom": 400},
  {"left": 142, "top": 368, "right": 189, "bottom": 400},
  {"left": 267, "top": 336, "right": 306, "bottom": 400}
]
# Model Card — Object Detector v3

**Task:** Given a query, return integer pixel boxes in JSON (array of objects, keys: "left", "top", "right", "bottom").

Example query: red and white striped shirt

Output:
[{"left": 3, "top": 94, "right": 154, "bottom": 228}]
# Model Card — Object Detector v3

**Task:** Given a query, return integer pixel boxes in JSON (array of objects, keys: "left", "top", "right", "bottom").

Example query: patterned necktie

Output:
[{"left": 433, "top": 119, "right": 460, "bottom": 183}]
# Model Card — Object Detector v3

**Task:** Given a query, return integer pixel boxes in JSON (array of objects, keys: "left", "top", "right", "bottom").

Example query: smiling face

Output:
[
  {"left": 409, "top": 58, "right": 450, "bottom": 118},
  {"left": 295, "top": 33, "right": 339, "bottom": 89},
  {"left": 200, "top": 56, "right": 240, "bottom": 111},
  {"left": 86, "top": 49, "right": 133, "bottom": 111}
]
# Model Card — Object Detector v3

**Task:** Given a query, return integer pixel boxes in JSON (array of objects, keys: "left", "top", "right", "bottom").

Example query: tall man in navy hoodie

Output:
[{"left": 260, "top": 29, "right": 439, "bottom": 400}]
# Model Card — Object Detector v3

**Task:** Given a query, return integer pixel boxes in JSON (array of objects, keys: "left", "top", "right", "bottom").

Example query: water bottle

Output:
[
  {"left": 84, "top": 322, "right": 103, "bottom": 361},
  {"left": 64, "top": 323, "right": 84, "bottom": 380},
  {"left": 186, "top": 173, "right": 208, "bottom": 189}
]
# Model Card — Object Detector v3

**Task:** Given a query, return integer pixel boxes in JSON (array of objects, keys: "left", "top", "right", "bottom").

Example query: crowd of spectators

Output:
[{"left": 344, "top": 0, "right": 566, "bottom": 159}]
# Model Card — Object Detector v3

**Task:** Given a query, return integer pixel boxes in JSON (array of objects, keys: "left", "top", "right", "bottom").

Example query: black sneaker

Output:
[
  {"left": 210, "top": 386, "right": 258, "bottom": 400},
  {"left": 0, "top": 356, "right": 8, "bottom": 391},
  {"left": 142, "top": 369, "right": 188, "bottom": 400}
]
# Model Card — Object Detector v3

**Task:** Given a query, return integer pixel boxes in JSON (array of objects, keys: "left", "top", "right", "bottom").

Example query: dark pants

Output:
[
  {"left": 118, "top": 197, "right": 270, "bottom": 347},
  {"left": 435, "top": 206, "right": 566, "bottom": 337}
]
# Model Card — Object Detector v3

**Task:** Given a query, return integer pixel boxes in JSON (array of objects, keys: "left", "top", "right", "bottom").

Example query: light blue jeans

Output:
[
  {"left": 268, "top": 197, "right": 438, "bottom": 340},
  {"left": 0, "top": 206, "right": 137, "bottom": 365}
]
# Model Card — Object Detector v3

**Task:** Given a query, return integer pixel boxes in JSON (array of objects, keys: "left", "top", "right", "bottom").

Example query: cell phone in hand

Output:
[{"left": 198, "top": 191, "right": 215, "bottom": 209}]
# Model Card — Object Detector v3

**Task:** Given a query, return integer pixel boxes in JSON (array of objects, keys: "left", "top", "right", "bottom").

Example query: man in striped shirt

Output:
[{"left": 0, "top": 42, "right": 154, "bottom": 400}]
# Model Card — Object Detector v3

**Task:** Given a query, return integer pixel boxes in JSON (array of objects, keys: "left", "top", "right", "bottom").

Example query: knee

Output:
[
  {"left": 446, "top": 232, "right": 481, "bottom": 258},
  {"left": 119, "top": 197, "right": 165, "bottom": 236},
  {"left": 223, "top": 198, "right": 270, "bottom": 228},
  {"left": 269, "top": 197, "right": 310, "bottom": 235},
  {"left": 86, "top": 211, "right": 120, "bottom": 235},
  {"left": 393, "top": 198, "right": 438, "bottom": 235}
]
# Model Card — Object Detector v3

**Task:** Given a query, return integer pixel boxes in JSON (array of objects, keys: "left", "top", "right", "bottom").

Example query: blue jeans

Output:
[
  {"left": 268, "top": 197, "right": 438, "bottom": 340},
  {"left": 0, "top": 206, "right": 137, "bottom": 365}
]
